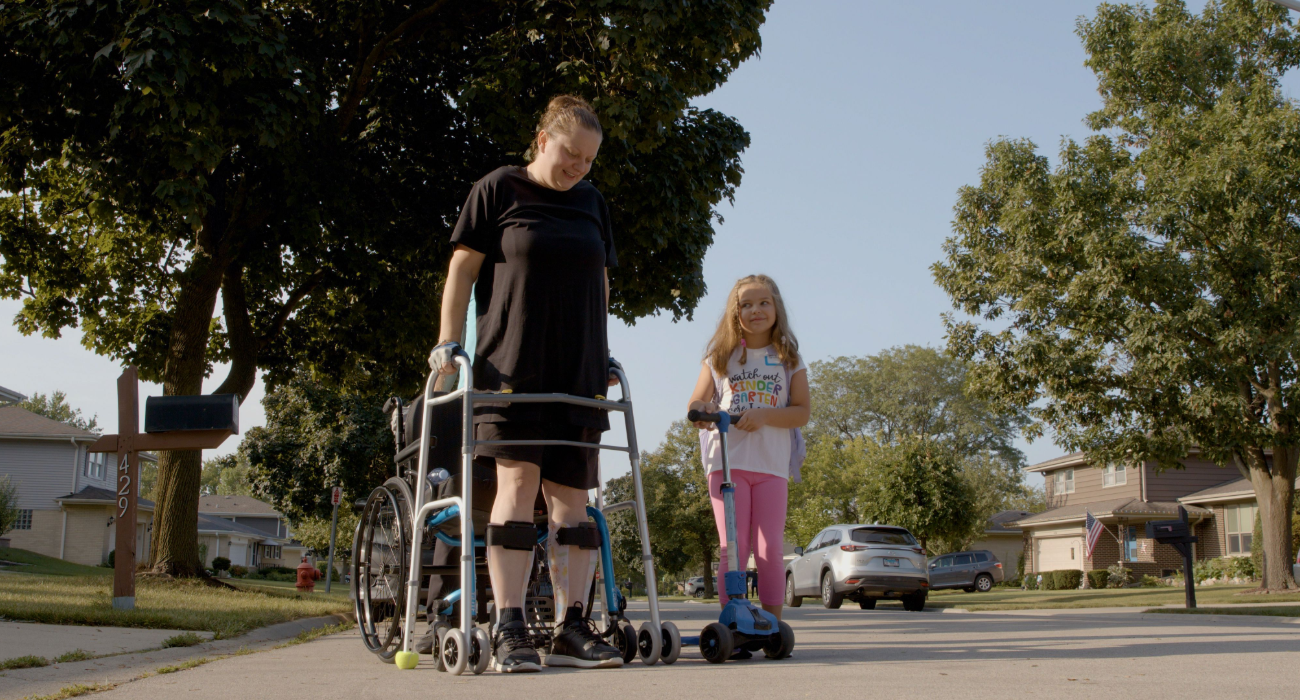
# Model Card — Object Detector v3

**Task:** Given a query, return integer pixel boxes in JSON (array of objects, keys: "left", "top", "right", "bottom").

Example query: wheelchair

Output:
[{"left": 350, "top": 352, "right": 680, "bottom": 675}]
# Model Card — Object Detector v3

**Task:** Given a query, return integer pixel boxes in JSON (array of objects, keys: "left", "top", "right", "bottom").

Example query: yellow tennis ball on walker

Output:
[{"left": 395, "top": 651, "right": 419, "bottom": 669}]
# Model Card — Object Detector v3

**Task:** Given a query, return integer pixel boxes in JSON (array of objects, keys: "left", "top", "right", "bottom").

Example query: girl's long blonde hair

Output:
[{"left": 706, "top": 274, "right": 800, "bottom": 377}]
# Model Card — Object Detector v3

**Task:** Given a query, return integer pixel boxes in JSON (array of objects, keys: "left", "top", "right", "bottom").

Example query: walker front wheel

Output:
[
  {"left": 637, "top": 621, "right": 662, "bottom": 665},
  {"left": 469, "top": 627, "right": 491, "bottom": 675},
  {"left": 659, "top": 621, "right": 682, "bottom": 665},
  {"left": 442, "top": 629, "right": 468, "bottom": 676}
]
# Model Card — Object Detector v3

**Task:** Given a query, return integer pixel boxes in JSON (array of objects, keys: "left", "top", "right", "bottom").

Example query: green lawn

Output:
[
  {"left": 914, "top": 584, "right": 1300, "bottom": 611},
  {"left": 1146, "top": 605, "right": 1300, "bottom": 617},
  {"left": 0, "top": 549, "right": 349, "bottom": 638},
  {"left": 228, "top": 578, "right": 351, "bottom": 602},
  {"left": 0, "top": 547, "right": 112, "bottom": 577}
]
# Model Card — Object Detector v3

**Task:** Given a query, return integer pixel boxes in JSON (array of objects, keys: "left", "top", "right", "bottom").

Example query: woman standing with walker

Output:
[{"left": 426, "top": 95, "right": 623, "bottom": 673}]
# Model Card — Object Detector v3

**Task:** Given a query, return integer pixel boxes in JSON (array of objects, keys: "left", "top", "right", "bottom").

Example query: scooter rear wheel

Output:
[
  {"left": 700, "top": 622, "right": 733, "bottom": 664},
  {"left": 763, "top": 620, "right": 795, "bottom": 660},
  {"left": 614, "top": 621, "right": 637, "bottom": 664}
]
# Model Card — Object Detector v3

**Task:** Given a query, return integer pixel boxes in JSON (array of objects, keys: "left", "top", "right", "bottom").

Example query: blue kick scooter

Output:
[{"left": 686, "top": 409, "right": 795, "bottom": 663}]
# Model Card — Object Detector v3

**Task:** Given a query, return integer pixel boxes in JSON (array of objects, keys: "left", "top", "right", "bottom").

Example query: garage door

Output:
[
  {"left": 1035, "top": 537, "right": 1083, "bottom": 572},
  {"left": 228, "top": 542, "right": 247, "bottom": 568}
]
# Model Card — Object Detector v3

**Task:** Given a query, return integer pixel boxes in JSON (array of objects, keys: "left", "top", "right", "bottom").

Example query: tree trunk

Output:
[
  {"left": 1247, "top": 447, "right": 1298, "bottom": 590},
  {"left": 150, "top": 253, "right": 227, "bottom": 577}
]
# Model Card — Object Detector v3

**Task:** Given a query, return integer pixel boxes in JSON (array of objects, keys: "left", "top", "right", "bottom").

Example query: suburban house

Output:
[
  {"left": 968, "top": 509, "right": 1035, "bottom": 573},
  {"left": 2, "top": 387, "right": 307, "bottom": 571},
  {"left": 1013, "top": 450, "right": 1281, "bottom": 578},
  {"left": 197, "top": 494, "right": 308, "bottom": 569},
  {"left": 0, "top": 400, "right": 157, "bottom": 566}
]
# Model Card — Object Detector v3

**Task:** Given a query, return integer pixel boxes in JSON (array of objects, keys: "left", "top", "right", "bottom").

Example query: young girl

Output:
[{"left": 687, "top": 274, "right": 810, "bottom": 627}]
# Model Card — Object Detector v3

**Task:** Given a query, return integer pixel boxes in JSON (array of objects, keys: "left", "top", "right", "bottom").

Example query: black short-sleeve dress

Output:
[{"left": 449, "top": 166, "right": 616, "bottom": 488}]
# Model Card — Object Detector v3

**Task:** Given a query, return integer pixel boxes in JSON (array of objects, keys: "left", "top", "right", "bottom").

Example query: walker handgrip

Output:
[{"left": 687, "top": 410, "right": 721, "bottom": 423}]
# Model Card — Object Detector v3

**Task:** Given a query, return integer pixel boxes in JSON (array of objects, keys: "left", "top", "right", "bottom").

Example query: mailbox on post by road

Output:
[
  {"left": 88, "top": 367, "right": 238, "bottom": 611},
  {"left": 1146, "top": 506, "right": 1199, "bottom": 609}
]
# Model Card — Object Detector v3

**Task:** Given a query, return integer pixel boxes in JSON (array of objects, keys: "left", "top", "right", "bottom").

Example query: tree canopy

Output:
[
  {"left": 606, "top": 420, "right": 716, "bottom": 597},
  {"left": 0, "top": 0, "right": 771, "bottom": 574},
  {"left": 933, "top": 0, "right": 1300, "bottom": 588},
  {"left": 240, "top": 376, "right": 392, "bottom": 524},
  {"left": 789, "top": 345, "right": 1035, "bottom": 553},
  {"left": 15, "top": 391, "right": 99, "bottom": 433}
]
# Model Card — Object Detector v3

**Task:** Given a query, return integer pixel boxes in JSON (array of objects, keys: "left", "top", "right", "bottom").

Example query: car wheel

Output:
[
  {"left": 785, "top": 574, "right": 803, "bottom": 608},
  {"left": 858, "top": 598, "right": 876, "bottom": 610},
  {"left": 902, "top": 591, "right": 927, "bottom": 612},
  {"left": 975, "top": 574, "right": 994, "bottom": 593},
  {"left": 963, "top": 587, "right": 976, "bottom": 593},
  {"left": 820, "top": 572, "right": 843, "bottom": 609}
]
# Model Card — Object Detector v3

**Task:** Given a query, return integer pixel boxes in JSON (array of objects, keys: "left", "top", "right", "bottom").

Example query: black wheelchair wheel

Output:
[{"left": 356, "top": 485, "right": 408, "bottom": 662}]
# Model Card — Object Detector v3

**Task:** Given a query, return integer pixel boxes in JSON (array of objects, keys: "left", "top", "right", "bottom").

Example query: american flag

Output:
[{"left": 1085, "top": 510, "right": 1105, "bottom": 557}]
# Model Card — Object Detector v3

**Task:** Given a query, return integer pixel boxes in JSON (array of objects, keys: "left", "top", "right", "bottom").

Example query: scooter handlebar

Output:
[{"left": 687, "top": 410, "right": 721, "bottom": 423}]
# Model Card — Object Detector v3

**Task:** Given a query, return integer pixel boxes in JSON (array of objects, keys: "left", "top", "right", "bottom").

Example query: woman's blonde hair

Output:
[
  {"left": 705, "top": 274, "right": 800, "bottom": 377},
  {"left": 525, "top": 95, "right": 602, "bottom": 161}
]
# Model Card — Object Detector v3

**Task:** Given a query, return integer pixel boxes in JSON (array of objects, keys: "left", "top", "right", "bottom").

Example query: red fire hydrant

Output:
[{"left": 296, "top": 557, "right": 323, "bottom": 592}]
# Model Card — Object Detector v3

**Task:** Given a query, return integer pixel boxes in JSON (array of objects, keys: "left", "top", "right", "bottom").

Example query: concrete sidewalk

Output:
[
  {"left": 0, "top": 615, "right": 348, "bottom": 700},
  {"left": 69, "top": 601, "right": 1300, "bottom": 700},
  {"left": 0, "top": 622, "right": 215, "bottom": 662}
]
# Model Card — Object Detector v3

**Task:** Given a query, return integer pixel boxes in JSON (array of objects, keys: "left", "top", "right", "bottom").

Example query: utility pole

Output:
[{"left": 325, "top": 486, "right": 341, "bottom": 593}]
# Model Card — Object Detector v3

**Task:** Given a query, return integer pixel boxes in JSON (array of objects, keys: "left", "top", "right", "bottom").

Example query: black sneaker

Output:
[
  {"left": 492, "top": 620, "right": 542, "bottom": 673},
  {"left": 544, "top": 618, "right": 623, "bottom": 669}
]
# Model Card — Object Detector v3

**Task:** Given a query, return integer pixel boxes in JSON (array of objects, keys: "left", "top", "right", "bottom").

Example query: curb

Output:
[{"left": 0, "top": 614, "right": 352, "bottom": 700}]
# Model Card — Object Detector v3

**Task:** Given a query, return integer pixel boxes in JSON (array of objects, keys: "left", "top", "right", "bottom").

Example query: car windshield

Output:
[{"left": 851, "top": 528, "right": 917, "bottom": 546}]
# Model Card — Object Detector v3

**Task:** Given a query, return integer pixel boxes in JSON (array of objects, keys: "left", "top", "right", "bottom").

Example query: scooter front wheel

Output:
[{"left": 700, "top": 622, "right": 733, "bottom": 664}]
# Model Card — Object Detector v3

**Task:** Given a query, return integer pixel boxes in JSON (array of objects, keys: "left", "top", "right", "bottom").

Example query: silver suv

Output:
[{"left": 785, "top": 524, "right": 929, "bottom": 611}]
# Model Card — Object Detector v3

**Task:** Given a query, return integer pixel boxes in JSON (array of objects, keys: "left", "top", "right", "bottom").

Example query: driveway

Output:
[{"left": 83, "top": 602, "right": 1300, "bottom": 699}]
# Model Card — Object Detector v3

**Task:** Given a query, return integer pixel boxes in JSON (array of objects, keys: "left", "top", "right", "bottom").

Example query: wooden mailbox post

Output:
[{"left": 88, "top": 367, "right": 239, "bottom": 610}]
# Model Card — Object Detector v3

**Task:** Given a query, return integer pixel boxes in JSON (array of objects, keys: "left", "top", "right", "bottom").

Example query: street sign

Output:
[{"left": 331, "top": 486, "right": 342, "bottom": 506}]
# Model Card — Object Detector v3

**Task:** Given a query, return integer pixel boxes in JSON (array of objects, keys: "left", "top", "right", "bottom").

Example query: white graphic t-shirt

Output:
[{"left": 700, "top": 345, "right": 807, "bottom": 479}]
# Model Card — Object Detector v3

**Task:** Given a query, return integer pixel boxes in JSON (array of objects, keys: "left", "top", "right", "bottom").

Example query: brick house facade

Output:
[{"left": 1013, "top": 450, "right": 1274, "bottom": 579}]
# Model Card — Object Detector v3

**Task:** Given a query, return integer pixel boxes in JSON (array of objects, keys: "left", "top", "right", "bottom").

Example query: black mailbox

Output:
[
  {"left": 144, "top": 394, "right": 240, "bottom": 434},
  {"left": 1146, "top": 518, "right": 1191, "bottom": 542}
]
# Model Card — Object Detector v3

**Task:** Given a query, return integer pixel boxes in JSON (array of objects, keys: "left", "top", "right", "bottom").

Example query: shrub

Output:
[
  {"left": 211, "top": 557, "right": 231, "bottom": 573},
  {"left": 1106, "top": 564, "right": 1132, "bottom": 588},
  {"left": 266, "top": 571, "right": 296, "bottom": 582},
  {"left": 1139, "top": 575, "right": 1163, "bottom": 587},
  {"left": 1086, "top": 569, "right": 1109, "bottom": 589},
  {"left": 316, "top": 562, "right": 340, "bottom": 582},
  {"left": 1227, "top": 556, "right": 1258, "bottom": 580},
  {"left": 1193, "top": 558, "right": 1224, "bottom": 583},
  {"left": 230, "top": 565, "right": 248, "bottom": 578},
  {"left": 1053, "top": 570, "right": 1083, "bottom": 590},
  {"left": 0, "top": 475, "right": 20, "bottom": 537},
  {"left": 1250, "top": 511, "right": 1263, "bottom": 578}
]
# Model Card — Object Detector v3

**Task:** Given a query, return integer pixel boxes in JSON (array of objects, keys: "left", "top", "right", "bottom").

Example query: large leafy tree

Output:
[
  {"left": 16, "top": 391, "right": 99, "bottom": 433},
  {"left": 239, "top": 376, "right": 393, "bottom": 523},
  {"left": 0, "top": 0, "right": 769, "bottom": 575},
  {"left": 791, "top": 346, "right": 1033, "bottom": 551},
  {"left": 934, "top": 0, "right": 1300, "bottom": 588},
  {"left": 606, "top": 420, "right": 716, "bottom": 597}
]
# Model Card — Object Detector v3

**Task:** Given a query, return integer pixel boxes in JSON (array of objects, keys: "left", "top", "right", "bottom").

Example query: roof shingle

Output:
[{"left": 0, "top": 406, "right": 99, "bottom": 440}]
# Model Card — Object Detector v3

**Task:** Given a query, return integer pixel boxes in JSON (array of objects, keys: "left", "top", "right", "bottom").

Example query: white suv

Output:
[{"left": 785, "top": 524, "right": 930, "bottom": 611}]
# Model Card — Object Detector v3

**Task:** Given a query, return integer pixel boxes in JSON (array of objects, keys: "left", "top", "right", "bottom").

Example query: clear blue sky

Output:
[{"left": 4, "top": 1, "right": 1284, "bottom": 490}]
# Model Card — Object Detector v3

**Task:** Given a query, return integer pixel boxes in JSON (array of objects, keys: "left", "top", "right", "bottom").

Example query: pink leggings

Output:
[{"left": 708, "top": 469, "right": 788, "bottom": 606}]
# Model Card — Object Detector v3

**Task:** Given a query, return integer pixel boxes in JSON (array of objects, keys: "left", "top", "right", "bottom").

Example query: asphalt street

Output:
[{"left": 88, "top": 601, "right": 1300, "bottom": 699}]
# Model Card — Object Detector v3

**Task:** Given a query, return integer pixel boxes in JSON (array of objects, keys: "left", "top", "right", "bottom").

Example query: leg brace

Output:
[{"left": 486, "top": 521, "right": 537, "bottom": 551}]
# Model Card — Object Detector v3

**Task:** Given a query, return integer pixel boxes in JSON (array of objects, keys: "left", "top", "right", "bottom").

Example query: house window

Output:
[
  {"left": 260, "top": 545, "right": 282, "bottom": 560},
  {"left": 84, "top": 452, "right": 106, "bottom": 480},
  {"left": 1053, "top": 468, "right": 1075, "bottom": 495},
  {"left": 1225, "top": 503, "right": 1257, "bottom": 555},
  {"left": 1103, "top": 464, "right": 1127, "bottom": 487},
  {"left": 15, "top": 509, "right": 33, "bottom": 530},
  {"left": 1124, "top": 526, "right": 1138, "bottom": 561}
]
